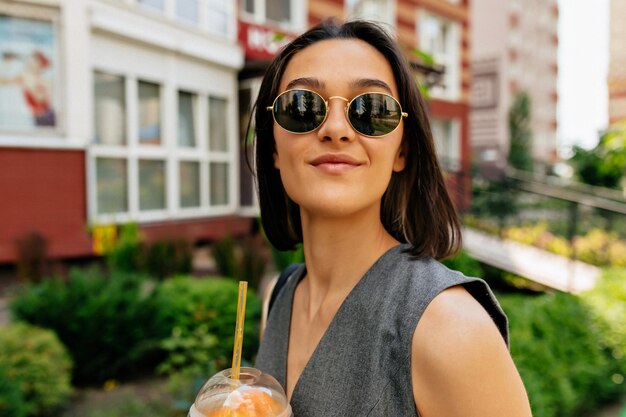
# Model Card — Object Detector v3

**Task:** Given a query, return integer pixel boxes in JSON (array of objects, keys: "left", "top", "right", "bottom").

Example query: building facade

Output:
[
  {"left": 0, "top": 0, "right": 248, "bottom": 263},
  {"left": 470, "top": 0, "right": 559, "bottom": 173},
  {"left": 0, "top": 0, "right": 471, "bottom": 264},
  {"left": 608, "top": 0, "right": 626, "bottom": 125}
]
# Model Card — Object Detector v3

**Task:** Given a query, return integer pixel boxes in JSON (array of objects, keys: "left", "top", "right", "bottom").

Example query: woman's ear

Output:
[
  {"left": 273, "top": 151, "right": 281, "bottom": 170},
  {"left": 393, "top": 145, "right": 406, "bottom": 173}
]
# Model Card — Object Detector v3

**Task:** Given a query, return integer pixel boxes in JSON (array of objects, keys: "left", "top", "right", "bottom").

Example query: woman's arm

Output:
[{"left": 411, "top": 285, "right": 532, "bottom": 417}]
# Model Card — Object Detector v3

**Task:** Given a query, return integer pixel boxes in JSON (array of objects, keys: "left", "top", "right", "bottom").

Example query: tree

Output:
[
  {"left": 508, "top": 91, "right": 534, "bottom": 172},
  {"left": 570, "top": 121, "right": 626, "bottom": 190}
]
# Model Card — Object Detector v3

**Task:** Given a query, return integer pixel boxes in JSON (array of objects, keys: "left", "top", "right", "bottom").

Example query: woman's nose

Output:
[{"left": 317, "top": 97, "right": 356, "bottom": 143}]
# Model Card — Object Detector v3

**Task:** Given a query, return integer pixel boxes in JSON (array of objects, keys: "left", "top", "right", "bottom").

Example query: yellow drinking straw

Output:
[{"left": 231, "top": 281, "right": 248, "bottom": 381}]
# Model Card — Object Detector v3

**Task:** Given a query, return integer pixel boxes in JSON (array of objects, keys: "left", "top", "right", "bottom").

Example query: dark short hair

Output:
[{"left": 252, "top": 20, "right": 461, "bottom": 260}]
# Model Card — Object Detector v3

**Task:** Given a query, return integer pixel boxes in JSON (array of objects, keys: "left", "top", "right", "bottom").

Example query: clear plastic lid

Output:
[{"left": 189, "top": 367, "right": 292, "bottom": 417}]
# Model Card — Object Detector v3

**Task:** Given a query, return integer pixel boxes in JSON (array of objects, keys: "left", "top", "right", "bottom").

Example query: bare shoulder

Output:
[{"left": 411, "top": 285, "right": 532, "bottom": 417}]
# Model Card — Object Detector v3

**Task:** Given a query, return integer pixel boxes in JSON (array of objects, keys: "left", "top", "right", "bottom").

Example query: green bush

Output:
[
  {"left": 154, "top": 277, "right": 262, "bottom": 373},
  {"left": 10, "top": 267, "right": 169, "bottom": 384},
  {"left": 441, "top": 250, "right": 483, "bottom": 278},
  {"left": 0, "top": 323, "right": 72, "bottom": 417},
  {"left": 211, "top": 236, "right": 270, "bottom": 291},
  {"left": 582, "top": 268, "right": 626, "bottom": 376},
  {"left": 145, "top": 239, "right": 193, "bottom": 280},
  {"left": 500, "top": 291, "right": 622, "bottom": 417},
  {"left": 106, "top": 223, "right": 145, "bottom": 273}
]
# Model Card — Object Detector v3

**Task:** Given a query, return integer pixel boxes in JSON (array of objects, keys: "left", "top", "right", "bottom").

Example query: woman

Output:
[{"left": 254, "top": 20, "right": 532, "bottom": 417}]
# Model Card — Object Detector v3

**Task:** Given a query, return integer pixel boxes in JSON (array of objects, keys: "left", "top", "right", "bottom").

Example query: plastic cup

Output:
[{"left": 188, "top": 367, "right": 292, "bottom": 417}]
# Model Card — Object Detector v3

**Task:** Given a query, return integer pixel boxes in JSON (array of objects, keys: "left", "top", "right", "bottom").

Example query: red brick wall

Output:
[{"left": 0, "top": 148, "right": 92, "bottom": 262}]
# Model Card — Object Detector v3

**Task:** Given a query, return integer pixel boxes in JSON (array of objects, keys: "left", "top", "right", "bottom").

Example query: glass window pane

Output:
[
  {"left": 96, "top": 158, "right": 127, "bottom": 214},
  {"left": 138, "top": 0, "right": 164, "bottom": 11},
  {"left": 267, "top": 0, "right": 290, "bottom": 24},
  {"left": 178, "top": 91, "right": 196, "bottom": 147},
  {"left": 210, "top": 162, "right": 229, "bottom": 205},
  {"left": 242, "top": 0, "right": 254, "bottom": 14},
  {"left": 139, "top": 159, "right": 166, "bottom": 211},
  {"left": 209, "top": 96, "right": 228, "bottom": 151},
  {"left": 177, "top": 0, "right": 199, "bottom": 24},
  {"left": 208, "top": 0, "right": 229, "bottom": 36},
  {"left": 179, "top": 161, "right": 200, "bottom": 208},
  {"left": 138, "top": 80, "right": 161, "bottom": 145},
  {"left": 94, "top": 72, "right": 126, "bottom": 145}
]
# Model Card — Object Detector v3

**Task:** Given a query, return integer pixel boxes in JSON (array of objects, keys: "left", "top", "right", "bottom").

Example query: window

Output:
[
  {"left": 207, "top": 0, "right": 231, "bottom": 37},
  {"left": 178, "top": 91, "right": 196, "bottom": 147},
  {"left": 96, "top": 158, "right": 128, "bottom": 214},
  {"left": 139, "top": 159, "right": 166, "bottom": 211},
  {"left": 176, "top": 0, "right": 198, "bottom": 24},
  {"left": 431, "top": 119, "right": 460, "bottom": 172},
  {"left": 209, "top": 96, "right": 228, "bottom": 151},
  {"left": 91, "top": 70, "right": 235, "bottom": 221},
  {"left": 94, "top": 72, "right": 126, "bottom": 145},
  {"left": 240, "top": 0, "right": 304, "bottom": 30},
  {"left": 346, "top": 0, "right": 395, "bottom": 29},
  {"left": 138, "top": 80, "right": 161, "bottom": 145},
  {"left": 418, "top": 11, "right": 460, "bottom": 100},
  {"left": 179, "top": 161, "right": 201, "bottom": 208},
  {"left": 138, "top": 0, "right": 164, "bottom": 12}
]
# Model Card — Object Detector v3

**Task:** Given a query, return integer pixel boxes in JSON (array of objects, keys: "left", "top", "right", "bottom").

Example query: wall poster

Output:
[{"left": 0, "top": 4, "right": 60, "bottom": 132}]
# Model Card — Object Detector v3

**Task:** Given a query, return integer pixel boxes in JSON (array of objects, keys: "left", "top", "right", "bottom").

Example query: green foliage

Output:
[
  {"left": 500, "top": 292, "right": 621, "bottom": 417},
  {"left": 154, "top": 277, "right": 262, "bottom": 374},
  {"left": 10, "top": 267, "right": 169, "bottom": 384},
  {"left": 211, "top": 235, "right": 269, "bottom": 291},
  {"left": 145, "top": 239, "right": 193, "bottom": 280},
  {"left": 570, "top": 121, "right": 626, "bottom": 189},
  {"left": 470, "top": 179, "right": 520, "bottom": 230},
  {"left": 0, "top": 323, "right": 73, "bottom": 417},
  {"left": 508, "top": 91, "right": 534, "bottom": 172},
  {"left": 271, "top": 244, "right": 305, "bottom": 272},
  {"left": 441, "top": 250, "right": 483, "bottom": 278},
  {"left": 157, "top": 325, "right": 218, "bottom": 378},
  {"left": 106, "top": 223, "right": 145, "bottom": 273},
  {"left": 582, "top": 268, "right": 626, "bottom": 376}
]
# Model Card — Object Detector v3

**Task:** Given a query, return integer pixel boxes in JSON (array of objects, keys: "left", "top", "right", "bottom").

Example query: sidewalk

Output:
[{"left": 463, "top": 227, "right": 601, "bottom": 293}]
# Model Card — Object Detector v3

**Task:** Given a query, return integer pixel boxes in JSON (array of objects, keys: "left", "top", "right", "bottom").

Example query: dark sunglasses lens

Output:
[
  {"left": 273, "top": 90, "right": 326, "bottom": 133},
  {"left": 348, "top": 93, "right": 402, "bottom": 136}
]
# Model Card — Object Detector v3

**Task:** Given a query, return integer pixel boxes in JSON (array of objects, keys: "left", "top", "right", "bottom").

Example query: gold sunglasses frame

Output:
[{"left": 266, "top": 88, "right": 408, "bottom": 138}]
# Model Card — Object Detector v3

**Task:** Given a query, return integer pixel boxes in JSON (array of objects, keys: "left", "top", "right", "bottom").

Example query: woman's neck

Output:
[{"left": 298, "top": 205, "right": 400, "bottom": 307}]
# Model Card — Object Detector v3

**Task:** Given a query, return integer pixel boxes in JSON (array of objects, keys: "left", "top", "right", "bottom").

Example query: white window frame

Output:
[
  {"left": 417, "top": 10, "right": 460, "bottom": 101},
  {"left": 88, "top": 68, "right": 238, "bottom": 225},
  {"left": 345, "top": 0, "right": 396, "bottom": 30},
  {"left": 131, "top": 0, "right": 237, "bottom": 42},
  {"left": 239, "top": 0, "right": 307, "bottom": 32}
]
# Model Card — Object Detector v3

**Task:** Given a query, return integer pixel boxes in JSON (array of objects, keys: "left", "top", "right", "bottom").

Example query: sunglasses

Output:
[{"left": 266, "top": 89, "right": 408, "bottom": 137}]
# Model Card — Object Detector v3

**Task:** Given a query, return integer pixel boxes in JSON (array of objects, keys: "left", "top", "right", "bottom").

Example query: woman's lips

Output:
[{"left": 309, "top": 154, "right": 363, "bottom": 174}]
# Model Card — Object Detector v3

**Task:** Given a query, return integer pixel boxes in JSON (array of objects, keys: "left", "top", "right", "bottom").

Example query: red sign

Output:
[{"left": 238, "top": 20, "right": 297, "bottom": 60}]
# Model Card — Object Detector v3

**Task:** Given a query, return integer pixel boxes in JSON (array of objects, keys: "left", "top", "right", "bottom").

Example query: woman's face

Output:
[{"left": 273, "top": 39, "right": 406, "bottom": 219}]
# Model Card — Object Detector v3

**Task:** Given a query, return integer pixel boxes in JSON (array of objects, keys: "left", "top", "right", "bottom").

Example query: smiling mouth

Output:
[{"left": 309, "top": 154, "right": 362, "bottom": 174}]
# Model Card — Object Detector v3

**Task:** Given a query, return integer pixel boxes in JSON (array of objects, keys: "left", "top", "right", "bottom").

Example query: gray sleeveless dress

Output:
[{"left": 255, "top": 244, "right": 508, "bottom": 417}]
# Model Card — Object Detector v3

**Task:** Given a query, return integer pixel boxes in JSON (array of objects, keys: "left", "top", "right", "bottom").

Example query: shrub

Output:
[
  {"left": 10, "top": 267, "right": 169, "bottom": 384},
  {"left": 441, "top": 250, "right": 483, "bottom": 278},
  {"left": 154, "top": 277, "right": 262, "bottom": 373},
  {"left": 211, "top": 236, "right": 270, "bottom": 291},
  {"left": 0, "top": 323, "right": 72, "bottom": 417},
  {"left": 582, "top": 268, "right": 626, "bottom": 376},
  {"left": 145, "top": 239, "right": 193, "bottom": 280},
  {"left": 500, "top": 291, "right": 621, "bottom": 417},
  {"left": 106, "top": 223, "right": 145, "bottom": 273}
]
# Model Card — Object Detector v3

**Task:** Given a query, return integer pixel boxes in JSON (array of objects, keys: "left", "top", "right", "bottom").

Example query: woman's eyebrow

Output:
[
  {"left": 285, "top": 77, "right": 324, "bottom": 90},
  {"left": 350, "top": 78, "right": 393, "bottom": 94}
]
